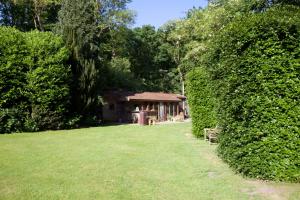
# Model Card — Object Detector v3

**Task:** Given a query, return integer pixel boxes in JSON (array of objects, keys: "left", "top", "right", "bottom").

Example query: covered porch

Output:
[
  {"left": 129, "top": 101, "right": 182, "bottom": 123},
  {"left": 102, "top": 92, "right": 186, "bottom": 124}
]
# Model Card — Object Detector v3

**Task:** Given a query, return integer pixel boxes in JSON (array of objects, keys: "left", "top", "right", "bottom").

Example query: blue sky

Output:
[{"left": 128, "top": 0, "right": 208, "bottom": 28}]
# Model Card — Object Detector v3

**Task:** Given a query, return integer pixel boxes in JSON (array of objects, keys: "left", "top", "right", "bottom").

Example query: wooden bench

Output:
[{"left": 204, "top": 128, "right": 222, "bottom": 145}]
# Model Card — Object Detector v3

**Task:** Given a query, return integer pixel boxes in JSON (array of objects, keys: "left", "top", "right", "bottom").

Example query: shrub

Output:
[
  {"left": 186, "top": 67, "right": 217, "bottom": 137},
  {"left": 64, "top": 115, "right": 82, "bottom": 129},
  {"left": 209, "top": 6, "right": 300, "bottom": 182},
  {"left": 25, "top": 31, "right": 71, "bottom": 130},
  {"left": 0, "top": 27, "right": 29, "bottom": 133},
  {"left": 0, "top": 108, "right": 26, "bottom": 133},
  {"left": 0, "top": 27, "right": 71, "bottom": 133},
  {"left": 0, "top": 27, "right": 28, "bottom": 107}
]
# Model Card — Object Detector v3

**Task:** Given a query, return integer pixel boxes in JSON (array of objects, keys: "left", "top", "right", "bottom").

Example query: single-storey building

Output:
[{"left": 103, "top": 91, "right": 186, "bottom": 124}]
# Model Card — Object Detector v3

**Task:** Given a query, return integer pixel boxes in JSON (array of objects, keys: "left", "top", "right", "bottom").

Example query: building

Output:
[{"left": 103, "top": 91, "right": 186, "bottom": 123}]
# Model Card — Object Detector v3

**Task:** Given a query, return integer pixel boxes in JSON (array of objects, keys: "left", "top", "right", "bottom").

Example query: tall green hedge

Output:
[
  {"left": 0, "top": 27, "right": 29, "bottom": 133},
  {"left": 25, "top": 31, "right": 71, "bottom": 130},
  {"left": 0, "top": 27, "right": 71, "bottom": 133},
  {"left": 209, "top": 6, "right": 300, "bottom": 182},
  {"left": 0, "top": 27, "right": 28, "bottom": 108},
  {"left": 186, "top": 67, "right": 217, "bottom": 137}
]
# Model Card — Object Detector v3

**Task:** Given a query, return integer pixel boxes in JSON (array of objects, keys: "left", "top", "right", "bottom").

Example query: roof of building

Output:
[{"left": 104, "top": 91, "right": 186, "bottom": 102}]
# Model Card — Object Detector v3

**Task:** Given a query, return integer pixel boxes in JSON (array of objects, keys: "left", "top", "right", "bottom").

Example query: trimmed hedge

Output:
[
  {"left": 25, "top": 31, "right": 71, "bottom": 131},
  {"left": 186, "top": 67, "right": 217, "bottom": 137},
  {"left": 0, "top": 27, "right": 28, "bottom": 109},
  {"left": 0, "top": 27, "right": 29, "bottom": 133},
  {"left": 0, "top": 27, "right": 71, "bottom": 133},
  {"left": 209, "top": 6, "right": 300, "bottom": 182}
]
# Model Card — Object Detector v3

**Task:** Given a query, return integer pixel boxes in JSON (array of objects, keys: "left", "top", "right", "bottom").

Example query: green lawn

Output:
[{"left": 0, "top": 123, "right": 299, "bottom": 200}]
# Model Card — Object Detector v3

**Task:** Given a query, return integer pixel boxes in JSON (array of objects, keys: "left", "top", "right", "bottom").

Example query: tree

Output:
[
  {"left": 209, "top": 0, "right": 300, "bottom": 10},
  {"left": 57, "top": 0, "right": 102, "bottom": 119},
  {"left": 0, "top": 0, "right": 61, "bottom": 31},
  {"left": 27, "top": 0, "right": 61, "bottom": 31},
  {"left": 57, "top": 0, "right": 134, "bottom": 120},
  {"left": 105, "top": 57, "right": 137, "bottom": 90},
  {"left": 129, "top": 26, "right": 159, "bottom": 80},
  {"left": 98, "top": 0, "right": 135, "bottom": 58},
  {"left": 160, "top": 18, "right": 200, "bottom": 96},
  {"left": 126, "top": 25, "right": 180, "bottom": 92}
]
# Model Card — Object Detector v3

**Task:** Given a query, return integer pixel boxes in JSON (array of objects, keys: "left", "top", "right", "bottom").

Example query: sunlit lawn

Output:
[{"left": 0, "top": 123, "right": 299, "bottom": 200}]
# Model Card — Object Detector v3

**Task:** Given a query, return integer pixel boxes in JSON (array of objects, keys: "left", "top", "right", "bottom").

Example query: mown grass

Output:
[{"left": 0, "top": 123, "right": 299, "bottom": 200}]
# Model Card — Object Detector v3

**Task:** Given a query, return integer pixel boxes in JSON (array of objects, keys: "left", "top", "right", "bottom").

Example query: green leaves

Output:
[
  {"left": 211, "top": 6, "right": 300, "bottom": 182},
  {"left": 186, "top": 68, "right": 217, "bottom": 137},
  {"left": 0, "top": 27, "right": 28, "bottom": 108},
  {"left": 184, "top": 2, "right": 300, "bottom": 182},
  {"left": 0, "top": 27, "right": 71, "bottom": 133},
  {"left": 25, "top": 31, "right": 71, "bottom": 130},
  {"left": 58, "top": 0, "right": 102, "bottom": 116}
]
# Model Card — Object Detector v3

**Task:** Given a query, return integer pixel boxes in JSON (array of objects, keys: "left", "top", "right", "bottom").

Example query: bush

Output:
[
  {"left": 0, "top": 27, "right": 28, "bottom": 107},
  {"left": 25, "top": 31, "right": 71, "bottom": 130},
  {"left": 0, "top": 108, "right": 26, "bottom": 133},
  {"left": 64, "top": 115, "right": 82, "bottom": 129},
  {"left": 186, "top": 67, "right": 217, "bottom": 137},
  {"left": 209, "top": 6, "right": 300, "bottom": 182},
  {"left": 0, "top": 27, "right": 29, "bottom": 133},
  {"left": 0, "top": 27, "right": 71, "bottom": 133}
]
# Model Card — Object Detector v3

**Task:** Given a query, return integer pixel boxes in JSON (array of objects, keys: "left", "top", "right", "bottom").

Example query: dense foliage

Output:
[
  {"left": 0, "top": 27, "right": 28, "bottom": 133},
  {"left": 212, "top": 6, "right": 300, "bottom": 182},
  {"left": 1, "top": 0, "right": 299, "bottom": 183},
  {"left": 0, "top": 0, "right": 182, "bottom": 131},
  {"left": 57, "top": 0, "right": 102, "bottom": 119},
  {"left": 25, "top": 31, "right": 70, "bottom": 130},
  {"left": 186, "top": 68, "right": 217, "bottom": 137},
  {"left": 0, "top": 27, "right": 70, "bottom": 133},
  {"left": 128, "top": 25, "right": 180, "bottom": 92},
  {"left": 0, "top": 0, "right": 62, "bottom": 31},
  {"left": 184, "top": 1, "right": 300, "bottom": 182}
]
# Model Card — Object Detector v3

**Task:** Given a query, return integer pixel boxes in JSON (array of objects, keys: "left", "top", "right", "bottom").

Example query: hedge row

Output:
[
  {"left": 213, "top": 6, "right": 300, "bottom": 182},
  {"left": 0, "top": 27, "right": 71, "bottom": 133},
  {"left": 187, "top": 6, "right": 300, "bottom": 182},
  {"left": 186, "top": 67, "right": 217, "bottom": 137}
]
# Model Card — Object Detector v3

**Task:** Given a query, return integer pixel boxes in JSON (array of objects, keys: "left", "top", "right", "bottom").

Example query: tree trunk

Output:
[
  {"left": 174, "top": 41, "right": 185, "bottom": 96},
  {"left": 33, "top": 17, "right": 38, "bottom": 29},
  {"left": 178, "top": 67, "right": 185, "bottom": 95},
  {"left": 36, "top": 12, "right": 44, "bottom": 31},
  {"left": 33, "top": 1, "right": 44, "bottom": 31}
]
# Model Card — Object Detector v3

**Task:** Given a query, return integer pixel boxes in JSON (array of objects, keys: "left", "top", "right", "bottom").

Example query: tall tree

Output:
[
  {"left": 160, "top": 20, "right": 190, "bottom": 95},
  {"left": 126, "top": 25, "right": 180, "bottom": 92},
  {"left": 98, "top": 0, "right": 134, "bottom": 58},
  {"left": 27, "top": 0, "right": 61, "bottom": 31},
  {"left": 57, "top": 0, "right": 134, "bottom": 119},
  {"left": 57, "top": 0, "right": 102, "bottom": 118},
  {"left": 130, "top": 25, "right": 159, "bottom": 80},
  {"left": 0, "top": 0, "right": 34, "bottom": 31},
  {"left": 0, "top": 0, "right": 61, "bottom": 31}
]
